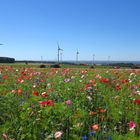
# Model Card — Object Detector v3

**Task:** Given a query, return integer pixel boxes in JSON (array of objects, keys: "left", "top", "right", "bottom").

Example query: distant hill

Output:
[{"left": 0, "top": 57, "right": 15, "bottom": 63}]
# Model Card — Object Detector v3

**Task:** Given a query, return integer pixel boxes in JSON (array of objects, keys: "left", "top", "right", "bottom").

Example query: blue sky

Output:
[{"left": 0, "top": 0, "right": 140, "bottom": 61}]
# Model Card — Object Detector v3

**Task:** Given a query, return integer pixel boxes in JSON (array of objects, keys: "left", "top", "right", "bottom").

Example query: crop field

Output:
[{"left": 0, "top": 64, "right": 140, "bottom": 140}]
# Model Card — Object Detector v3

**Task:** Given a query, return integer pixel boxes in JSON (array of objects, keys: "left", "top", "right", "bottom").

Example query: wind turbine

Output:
[
  {"left": 41, "top": 56, "right": 43, "bottom": 64},
  {"left": 108, "top": 56, "right": 110, "bottom": 66},
  {"left": 60, "top": 52, "right": 63, "bottom": 64},
  {"left": 76, "top": 49, "right": 79, "bottom": 64},
  {"left": 57, "top": 42, "right": 63, "bottom": 64},
  {"left": 92, "top": 54, "right": 95, "bottom": 66}
]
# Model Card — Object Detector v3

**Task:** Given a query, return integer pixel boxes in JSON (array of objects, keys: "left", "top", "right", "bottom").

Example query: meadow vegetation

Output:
[{"left": 0, "top": 64, "right": 140, "bottom": 140}]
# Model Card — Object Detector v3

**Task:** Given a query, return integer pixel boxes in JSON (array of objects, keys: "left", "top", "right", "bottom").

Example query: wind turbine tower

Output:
[
  {"left": 108, "top": 56, "right": 110, "bottom": 66},
  {"left": 60, "top": 52, "right": 63, "bottom": 64},
  {"left": 57, "top": 42, "right": 63, "bottom": 64},
  {"left": 76, "top": 49, "right": 79, "bottom": 64},
  {"left": 92, "top": 54, "right": 95, "bottom": 66}
]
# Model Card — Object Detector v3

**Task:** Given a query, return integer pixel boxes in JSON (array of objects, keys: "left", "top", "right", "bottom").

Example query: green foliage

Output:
[{"left": 0, "top": 65, "right": 140, "bottom": 139}]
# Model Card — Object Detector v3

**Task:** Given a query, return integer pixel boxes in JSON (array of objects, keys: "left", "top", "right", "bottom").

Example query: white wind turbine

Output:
[
  {"left": 76, "top": 49, "right": 79, "bottom": 64},
  {"left": 57, "top": 42, "right": 63, "bottom": 64}
]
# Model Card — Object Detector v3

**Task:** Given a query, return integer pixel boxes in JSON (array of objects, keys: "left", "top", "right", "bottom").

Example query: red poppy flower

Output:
[
  {"left": 100, "top": 78, "right": 109, "bottom": 83},
  {"left": 116, "top": 85, "right": 121, "bottom": 91},
  {"left": 91, "top": 80, "right": 96, "bottom": 86},
  {"left": 89, "top": 111, "right": 97, "bottom": 116},
  {"left": 86, "top": 84, "right": 91, "bottom": 88},
  {"left": 17, "top": 77, "right": 24, "bottom": 83},
  {"left": 99, "top": 109, "right": 106, "bottom": 113},
  {"left": 33, "top": 91, "right": 39, "bottom": 96},
  {"left": 41, "top": 92, "right": 48, "bottom": 97},
  {"left": 48, "top": 100, "right": 54, "bottom": 106},
  {"left": 81, "top": 87, "right": 85, "bottom": 91},
  {"left": 40, "top": 100, "right": 54, "bottom": 107},
  {"left": 134, "top": 99, "right": 140, "bottom": 105},
  {"left": 123, "top": 79, "right": 129, "bottom": 84},
  {"left": 40, "top": 101, "right": 48, "bottom": 107},
  {"left": 3, "top": 75, "right": 8, "bottom": 79},
  {"left": 9, "top": 65, "right": 13, "bottom": 70},
  {"left": 18, "top": 88, "right": 23, "bottom": 95}
]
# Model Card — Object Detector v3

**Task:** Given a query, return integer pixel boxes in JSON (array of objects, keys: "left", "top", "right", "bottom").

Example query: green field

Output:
[{"left": 0, "top": 64, "right": 140, "bottom": 140}]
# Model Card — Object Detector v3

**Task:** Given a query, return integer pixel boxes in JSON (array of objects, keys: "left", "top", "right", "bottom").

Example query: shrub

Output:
[
  {"left": 50, "top": 64, "right": 61, "bottom": 68},
  {"left": 39, "top": 64, "right": 46, "bottom": 68}
]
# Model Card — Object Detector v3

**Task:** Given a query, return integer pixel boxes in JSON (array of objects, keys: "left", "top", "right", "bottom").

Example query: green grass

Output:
[{"left": 0, "top": 64, "right": 140, "bottom": 139}]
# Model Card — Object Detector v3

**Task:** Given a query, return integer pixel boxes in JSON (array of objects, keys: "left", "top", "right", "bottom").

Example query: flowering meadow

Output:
[{"left": 1, "top": 64, "right": 140, "bottom": 140}]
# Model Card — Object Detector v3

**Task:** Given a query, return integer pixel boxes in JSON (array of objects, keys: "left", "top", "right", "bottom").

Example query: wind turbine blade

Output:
[
  {"left": 57, "top": 42, "right": 63, "bottom": 51},
  {"left": 76, "top": 49, "right": 79, "bottom": 54},
  {"left": 77, "top": 49, "right": 79, "bottom": 54},
  {"left": 57, "top": 42, "right": 60, "bottom": 49}
]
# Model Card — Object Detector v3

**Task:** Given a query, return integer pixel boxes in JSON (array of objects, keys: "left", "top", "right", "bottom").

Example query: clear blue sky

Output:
[{"left": 0, "top": 0, "right": 140, "bottom": 61}]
